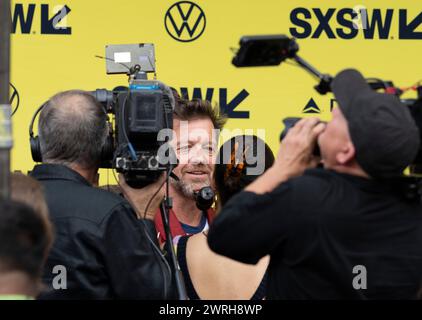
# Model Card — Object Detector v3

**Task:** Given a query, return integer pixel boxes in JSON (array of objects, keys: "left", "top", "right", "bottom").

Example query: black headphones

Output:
[
  {"left": 29, "top": 103, "right": 46, "bottom": 162},
  {"left": 29, "top": 101, "right": 115, "bottom": 165}
]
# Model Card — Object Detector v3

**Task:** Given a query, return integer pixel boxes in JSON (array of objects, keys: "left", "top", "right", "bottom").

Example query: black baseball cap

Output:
[{"left": 331, "top": 69, "right": 420, "bottom": 179}]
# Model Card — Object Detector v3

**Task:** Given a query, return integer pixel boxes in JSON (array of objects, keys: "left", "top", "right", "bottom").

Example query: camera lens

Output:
[
  {"left": 138, "top": 158, "right": 148, "bottom": 169},
  {"left": 149, "top": 157, "right": 158, "bottom": 169}
]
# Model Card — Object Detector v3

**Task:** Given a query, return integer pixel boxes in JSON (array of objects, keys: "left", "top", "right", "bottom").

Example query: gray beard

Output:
[{"left": 171, "top": 177, "right": 211, "bottom": 199}]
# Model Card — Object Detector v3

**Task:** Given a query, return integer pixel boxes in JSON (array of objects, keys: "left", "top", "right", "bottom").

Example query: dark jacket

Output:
[
  {"left": 208, "top": 169, "right": 422, "bottom": 299},
  {"left": 31, "top": 164, "right": 172, "bottom": 300}
]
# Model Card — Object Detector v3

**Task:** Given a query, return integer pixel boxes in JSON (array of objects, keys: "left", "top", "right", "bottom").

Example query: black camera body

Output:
[
  {"left": 92, "top": 77, "right": 175, "bottom": 188},
  {"left": 88, "top": 44, "right": 177, "bottom": 188}
]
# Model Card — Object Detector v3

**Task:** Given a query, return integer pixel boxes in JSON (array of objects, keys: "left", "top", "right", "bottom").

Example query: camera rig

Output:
[
  {"left": 232, "top": 35, "right": 422, "bottom": 175},
  {"left": 93, "top": 44, "right": 188, "bottom": 299},
  {"left": 232, "top": 35, "right": 422, "bottom": 201},
  {"left": 92, "top": 44, "right": 176, "bottom": 188}
]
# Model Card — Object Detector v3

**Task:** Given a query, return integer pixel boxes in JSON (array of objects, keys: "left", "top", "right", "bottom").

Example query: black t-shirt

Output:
[{"left": 208, "top": 168, "right": 422, "bottom": 299}]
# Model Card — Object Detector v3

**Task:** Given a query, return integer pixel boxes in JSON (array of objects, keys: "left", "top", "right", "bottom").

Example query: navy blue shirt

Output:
[{"left": 180, "top": 213, "right": 207, "bottom": 234}]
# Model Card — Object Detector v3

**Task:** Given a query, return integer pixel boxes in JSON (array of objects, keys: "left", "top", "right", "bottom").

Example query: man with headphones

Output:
[{"left": 29, "top": 90, "right": 173, "bottom": 299}]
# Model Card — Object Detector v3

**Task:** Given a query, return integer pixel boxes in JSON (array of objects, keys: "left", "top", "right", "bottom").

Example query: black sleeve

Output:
[
  {"left": 102, "top": 204, "right": 173, "bottom": 299},
  {"left": 208, "top": 181, "right": 295, "bottom": 265}
]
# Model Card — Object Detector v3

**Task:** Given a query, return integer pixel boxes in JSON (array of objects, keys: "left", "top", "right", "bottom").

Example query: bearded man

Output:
[{"left": 154, "top": 99, "right": 226, "bottom": 244}]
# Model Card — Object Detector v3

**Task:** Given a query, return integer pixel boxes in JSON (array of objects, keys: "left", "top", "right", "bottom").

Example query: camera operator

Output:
[
  {"left": 30, "top": 90, "right": 172, "bottom": 299},
  {"left": 208, "top": 69, "right": 422, "bottom": 299}
]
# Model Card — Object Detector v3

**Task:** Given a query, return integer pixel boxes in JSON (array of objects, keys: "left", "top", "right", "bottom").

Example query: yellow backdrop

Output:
[{"left": 10, "top": 0, "right": 422, "bottom": 184}]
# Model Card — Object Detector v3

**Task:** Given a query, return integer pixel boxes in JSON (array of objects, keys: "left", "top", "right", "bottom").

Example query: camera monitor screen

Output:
[
  {"left": 232, "top": 35, "right": 293, "bottom": 67},
  {"left": 105, "top": 43, "right": 156, "bottom": 74}
]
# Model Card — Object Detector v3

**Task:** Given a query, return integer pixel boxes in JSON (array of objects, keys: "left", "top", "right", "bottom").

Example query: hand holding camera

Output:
[{"left": 274, "top": 118, "right": 325, "bottom": 179}]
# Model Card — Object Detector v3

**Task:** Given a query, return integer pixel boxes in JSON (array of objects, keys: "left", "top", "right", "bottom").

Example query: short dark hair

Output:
[
  {"left": 38, "top": 90, "right": 108, "bottom": 168},
  {"left": 174, "top": 98, "right": 227, "bottom": 130},
  {"left": 214, "top": 135, "right": 275, "bottom": 206},
  {"left": 0, "top": 200, "right": 51, "bottom": 280}
]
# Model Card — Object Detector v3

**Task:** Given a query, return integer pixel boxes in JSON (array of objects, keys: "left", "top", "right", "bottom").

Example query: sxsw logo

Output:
[
  {"left": 165, "top": 1, "right": 206, "bottom": 42},
  {"left": 180, "top": 88, "right": 250, "bottom": 118},
  {"left": 290, "top": 7, "right": 422, "bottom": 40},
  {"left": 12, "top": 3, "right": 72, "bottom": 35}
]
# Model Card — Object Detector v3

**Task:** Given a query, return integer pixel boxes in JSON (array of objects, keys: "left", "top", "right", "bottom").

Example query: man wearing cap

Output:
[{"left": 208, "top": 69, "right": 422, "bottom": 299}]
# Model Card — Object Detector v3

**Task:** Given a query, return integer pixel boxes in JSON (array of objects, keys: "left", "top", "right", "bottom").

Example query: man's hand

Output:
[
  {"left": 119, "top": 174, "right": 166, "bottom": 221},
  {"left": 245, "top": 118, "right": 325, "bottom": 195},
  {"left": 274, "top": 117, "right": 325, "bottom": 178}
]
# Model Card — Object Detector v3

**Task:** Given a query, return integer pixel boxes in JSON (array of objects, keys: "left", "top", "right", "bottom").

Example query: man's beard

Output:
[{"left": 171, "top": 175, "right": 212, "bottom": 199}]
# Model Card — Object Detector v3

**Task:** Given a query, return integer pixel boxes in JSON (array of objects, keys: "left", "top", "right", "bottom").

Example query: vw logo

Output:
[
  {"left": 165, "top": 1, "right": 206, "bottom": 42},
  {"left": 9, "top": 83, "right": 20, "bottom": 116}
]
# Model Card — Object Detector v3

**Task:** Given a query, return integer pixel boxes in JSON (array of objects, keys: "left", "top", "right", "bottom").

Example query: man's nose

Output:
[{"left": 189, "top": 146, "right": 208, "bottom": 165}]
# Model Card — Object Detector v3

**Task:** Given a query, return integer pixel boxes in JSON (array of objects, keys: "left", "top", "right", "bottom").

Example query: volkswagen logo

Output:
[{"left": 164, "top": 1, "right": 206, "bottom": 42}]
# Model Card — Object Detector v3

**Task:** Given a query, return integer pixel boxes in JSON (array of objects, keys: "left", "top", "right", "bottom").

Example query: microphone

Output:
[{"left": 194, "top": 186, "right": 215, "bottom": 211}]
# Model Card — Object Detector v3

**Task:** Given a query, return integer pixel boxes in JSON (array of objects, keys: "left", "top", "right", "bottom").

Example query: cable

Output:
[
  {"left": 121, "top": 93, "right": 130, "bottom": 143},
  {"left": 145, "top": 55, "right": 157, "bottom": 80},
  {"left": 139, "top": 171, "right": 173, "bottom": 299},
  {"left": 143, "top": 171, "right": 169, "bottom": 220},
  {"left": 160, "top": 164, "right": 188, "bottom": 300},
  {"left": 112, "top": 168, "right": 118, "bottom": 185},
  {"left": 121, "top": 89, "right": 137, "bottom": 160},
  {"left": 95, "top": 55, "right": 131, "bottom": 72},
  {"left": 139, "top": 217, "right": 172, "bottom": 299}
]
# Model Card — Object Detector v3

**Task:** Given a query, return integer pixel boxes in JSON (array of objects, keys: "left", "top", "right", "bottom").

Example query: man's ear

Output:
[{"left": 336, "top": 141, "right": 356, "bottom": 165}]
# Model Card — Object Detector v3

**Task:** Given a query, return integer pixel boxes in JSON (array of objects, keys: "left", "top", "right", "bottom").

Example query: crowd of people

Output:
[{"left": 1, "top": 68, "right": 422, "bottom": 300}]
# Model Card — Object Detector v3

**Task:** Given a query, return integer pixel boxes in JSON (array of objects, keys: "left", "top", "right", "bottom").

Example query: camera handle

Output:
[
  {"left": 160, "top": 167, "right": 188, "bottom": 300},
  {"left": 293, "top": 55, "right": 333, "bottom": 95}
]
